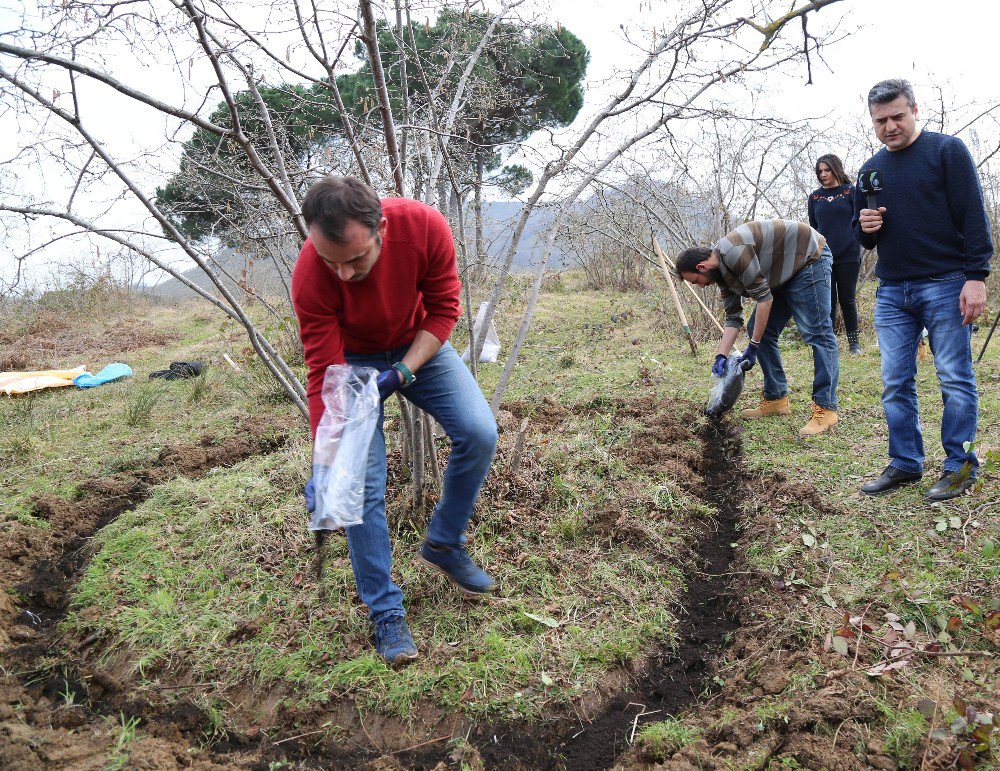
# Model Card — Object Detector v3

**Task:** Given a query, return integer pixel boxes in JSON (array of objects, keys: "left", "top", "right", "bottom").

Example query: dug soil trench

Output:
[
  {"left": 0, "top": 425, "right": 290, "bottom": 770},
  {"left": 2, "top": 398, "right": 880, "bottom": 770},
  {"left": 401, "top": 418, "right": 745, "bottom": 770}
]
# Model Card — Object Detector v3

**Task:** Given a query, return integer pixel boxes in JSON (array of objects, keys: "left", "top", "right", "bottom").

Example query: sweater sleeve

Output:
[
  {"left": 291, "top": 240, "right": 346, "bottom": 438},
  {"left": 807, "top": 194, "right": 818, "bottom": 230},
  {"left": 721, "top": 285, "right": 744, "bottom": 330},
  {"left": 942, "top": 137, "right": 994, "bottom": 280},
  {"left": 416, "top": 207, "right": 461, "bottom": 343}
]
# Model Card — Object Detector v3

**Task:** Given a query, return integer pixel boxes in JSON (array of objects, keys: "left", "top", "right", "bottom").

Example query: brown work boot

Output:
[
  {"left": 740, "top": 396, "right": 791, "bottom": 419},
  {"left": 799, "top": 402, "right": 838, "bottom": 437}
]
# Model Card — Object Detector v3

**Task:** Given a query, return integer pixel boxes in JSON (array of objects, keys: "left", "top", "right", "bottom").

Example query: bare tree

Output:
[{"left": 1, "top": 0, "right": 848, "bottom": 426}]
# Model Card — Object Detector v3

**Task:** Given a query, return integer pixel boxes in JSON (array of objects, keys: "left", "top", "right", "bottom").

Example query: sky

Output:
[{"left": 1, "top": 0, "right": 997, "bottom": 289}]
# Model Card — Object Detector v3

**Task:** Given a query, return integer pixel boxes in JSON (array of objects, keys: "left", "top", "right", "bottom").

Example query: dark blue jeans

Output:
[
  {"left": 748, "top": 248, "right": 839, "bottom": 410},
  {"left": 343, "top": 342, "right": 498, "bottom": 623},
  {"left": 874, "top": 273, "right": 978, "bottom": 475}
]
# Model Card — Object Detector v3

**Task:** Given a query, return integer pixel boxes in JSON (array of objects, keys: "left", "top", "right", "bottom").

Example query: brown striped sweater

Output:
[{"left": 713, "top": 220, "right": 827, "bottom": 329}]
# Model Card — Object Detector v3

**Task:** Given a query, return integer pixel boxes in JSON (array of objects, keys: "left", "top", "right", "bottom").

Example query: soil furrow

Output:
[
  {"left": 394, "top": 418, "right": 745, "bottom": 770},
  {"left": 0, "top": 430, "right": 289, "bottom": 769}
]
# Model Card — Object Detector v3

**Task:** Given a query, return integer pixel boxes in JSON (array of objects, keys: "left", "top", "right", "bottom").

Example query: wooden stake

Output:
[
  {"left": 652, "top": 238, "right": 697, "bottom": 354},
  {"left": 653, "top": 238, "right": 725, "bottom": 335}
]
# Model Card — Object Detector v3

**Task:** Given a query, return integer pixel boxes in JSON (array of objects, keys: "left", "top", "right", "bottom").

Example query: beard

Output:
[{"left": 703, "top": 266, "right": 724, "bottom": 284}]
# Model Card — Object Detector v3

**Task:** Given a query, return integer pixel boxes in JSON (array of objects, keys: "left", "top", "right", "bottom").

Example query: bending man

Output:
[
  {"left": 675, "top": 219, "right": 840, "bottom": 438},
  {"left": 292, "top": 176, "right": 498, "bottom": 666}
]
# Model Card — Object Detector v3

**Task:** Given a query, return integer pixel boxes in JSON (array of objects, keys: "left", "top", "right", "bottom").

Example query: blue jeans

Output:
[
  {"left": 748, "top": 248, "right": 839, "bottom": 410},
  {"left": 343, "top": 342, "right": 498, "bottom": 623},
  {"left": 874, "top": 272, "right": 978, "bottom": 475}
]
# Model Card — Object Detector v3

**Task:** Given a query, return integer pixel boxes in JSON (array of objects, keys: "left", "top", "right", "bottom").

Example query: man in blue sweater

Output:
[{"left": 854, "top": 79, "right": 993, "bottom": 501}]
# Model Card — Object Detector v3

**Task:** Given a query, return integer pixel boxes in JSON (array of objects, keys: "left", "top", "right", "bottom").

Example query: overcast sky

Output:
[{"left": 1, "top": 0, "right": 996, "bottom": 288}]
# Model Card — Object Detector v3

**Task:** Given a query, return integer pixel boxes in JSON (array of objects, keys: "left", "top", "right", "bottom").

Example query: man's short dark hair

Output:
[
  {"left": 815, "top": 153, "right": 852, "bottom": 186},
  {"left": 867, "top": 79, "right": 916, "bottom": 110},
  {"left": 301, "top": 176, "right": 382, "bottom": 244},
  {"left": 673, "top": 246, "right": 713, "bottom": 279}
]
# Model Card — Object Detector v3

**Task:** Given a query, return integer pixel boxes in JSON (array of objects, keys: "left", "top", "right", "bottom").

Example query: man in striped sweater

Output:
[{"left": 676, "top": 219, "right": 840, "bottom": 437}]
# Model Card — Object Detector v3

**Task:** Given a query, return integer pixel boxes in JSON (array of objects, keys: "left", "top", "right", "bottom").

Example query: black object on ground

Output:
[
  {"left": 150, "top": 361, "right": 206, "bottom": 380},
  {"left": 705, "top": 354, "right": 745, "bottom": 416}
]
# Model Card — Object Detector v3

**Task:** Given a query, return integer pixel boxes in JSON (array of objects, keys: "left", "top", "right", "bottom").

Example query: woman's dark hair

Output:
[
  {"left": 673, "top": 246, "right": 713, "bottom": 279},
  {"left": 815, "top": 154, "right": 851, "bottom": 186},
  {"left": 301, "top": 176, "right": 382, "bottom": 244}
]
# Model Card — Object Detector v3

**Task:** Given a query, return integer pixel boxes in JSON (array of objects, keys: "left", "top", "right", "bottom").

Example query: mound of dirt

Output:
[{"left": 0, "top": 424, "right": 291, "bottom": 770}]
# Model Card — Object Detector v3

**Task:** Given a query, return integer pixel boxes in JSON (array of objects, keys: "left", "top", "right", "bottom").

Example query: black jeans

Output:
[{"left": 831, "top": 260, "right": 860, "bottom": 334}]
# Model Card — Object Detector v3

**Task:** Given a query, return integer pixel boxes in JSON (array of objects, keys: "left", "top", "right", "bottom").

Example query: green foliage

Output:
[
  {"left": 156, "top": 13, "right": 588, "bottom": 246},
  {"left": 155, "top": 83, "right": 340, "bottom": 244},
  {"left": 102, "top": 713, "right": 142, "bottom": 771},
  {"left": 123, "top": 383, "right": 167, "bottom": 427}
]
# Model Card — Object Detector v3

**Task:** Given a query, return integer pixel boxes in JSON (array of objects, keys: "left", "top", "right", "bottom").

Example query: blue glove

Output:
[
  {"left": 711, "top": 354, "right": 728, "bottom": 377},
  {"left": 376, "top": 368, "right": 402, "bottom": 402},
  {"left": 738, "top": 341, "right": 759, "bottom": 372},
  {"left": 304, "top": 476, "right": 316, "bottom": 514}
]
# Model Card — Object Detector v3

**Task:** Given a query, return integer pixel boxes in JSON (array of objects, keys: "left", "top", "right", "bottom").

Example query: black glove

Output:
[
  {"left": 376, "top": 368, "right": 402, "bottom": 402},
  {"left": 711, "top": 354, "right": 728, "bottom": 377},
  {"left": 738, "top": 341, "right": 759, "bottom": 372}
]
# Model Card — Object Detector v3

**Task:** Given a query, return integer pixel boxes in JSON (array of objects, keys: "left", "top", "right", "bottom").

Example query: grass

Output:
[
  {"left": 102, "top": 713, "right": 142, "bottom": 771},
  {"left": 636, "top": 716, "right": 702, "bottom": 760},
  {"left": 4, "top": 272, "right": 999, "bottom": 766}
]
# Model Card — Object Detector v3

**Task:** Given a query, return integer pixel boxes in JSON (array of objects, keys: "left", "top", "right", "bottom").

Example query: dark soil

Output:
[
  {"left": 395, "top": 418, "right": 744, "bottom": 771},
  {"left": 0, "top": 395, "right": 901, "bottom": 771},
  {"left": 0, "top": 423, "right": 291, "bottom": 771}
]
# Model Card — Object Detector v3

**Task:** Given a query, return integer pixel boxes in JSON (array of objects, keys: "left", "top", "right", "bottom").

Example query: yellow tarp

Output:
[{"left": 0, "top": 367, "right": 88, "bottom": 395}]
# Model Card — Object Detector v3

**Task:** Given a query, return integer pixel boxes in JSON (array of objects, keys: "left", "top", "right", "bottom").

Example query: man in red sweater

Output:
[{"left": 292, "top": 176, "right": 498, "bottom": 666}]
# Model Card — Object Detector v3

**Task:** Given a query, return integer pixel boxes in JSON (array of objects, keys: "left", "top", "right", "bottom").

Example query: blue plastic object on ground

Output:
[{"left": 73, "top": 363, "right": 133, "bottom": 389}]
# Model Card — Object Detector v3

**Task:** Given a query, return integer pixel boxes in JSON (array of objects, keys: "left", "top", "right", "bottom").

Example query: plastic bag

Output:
[
  {"left": 705, "top": 351, "right": 746, "bottom": 416},
  {"left": 310, "top": 364, "right": 380, "bottom": 531},
  {"left": 460, "top": 302, "right": 502, "bottom": 363}
]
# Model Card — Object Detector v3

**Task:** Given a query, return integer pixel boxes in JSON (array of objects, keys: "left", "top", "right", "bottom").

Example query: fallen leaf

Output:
[
  {"left": 917, "top": 698, "right": 937, "bottom": 720},
  {"left": 832, "top": 635, "right": 849, "bottom": 656},
  {"left": 522, "top": 611, "right": 559, "bottom": 628}
]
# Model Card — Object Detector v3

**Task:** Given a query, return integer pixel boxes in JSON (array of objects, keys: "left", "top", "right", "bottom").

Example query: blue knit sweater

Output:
[
  {"left": 809, "top": 183, "right": 861, "bottom": 264},
  {"left": 852, "top": 130, "right": 993, "bottom": 281}
]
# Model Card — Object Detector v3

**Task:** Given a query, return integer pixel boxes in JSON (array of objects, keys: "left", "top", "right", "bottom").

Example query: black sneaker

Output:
[
  {"left": 925, "top": 471, "right": 975, "bottom": 502},
  {"left": 373, "top": 616, "right": 419, "bottom": 667}
]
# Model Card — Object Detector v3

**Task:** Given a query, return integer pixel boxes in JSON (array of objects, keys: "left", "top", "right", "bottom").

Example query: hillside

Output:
[
  {"left": 150, "top": 201, "right": 570, "bottom": 300},
  {"left": 1, "top": 275, "right": 998, "bottom": 770}
]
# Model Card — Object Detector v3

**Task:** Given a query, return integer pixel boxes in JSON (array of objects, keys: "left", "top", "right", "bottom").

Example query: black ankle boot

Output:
[{"left": 847, "top": 330, "right": 861, "bottom": 355}]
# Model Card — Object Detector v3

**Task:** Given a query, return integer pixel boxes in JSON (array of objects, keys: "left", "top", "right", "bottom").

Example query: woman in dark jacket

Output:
[{"left": 808, "top": 154, "right": 862, "bottom": 354}]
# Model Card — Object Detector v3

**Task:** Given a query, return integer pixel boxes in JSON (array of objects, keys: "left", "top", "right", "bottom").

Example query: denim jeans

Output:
[
  {"left": 748, "top": 247, "right": 839, "bottom": 410},
  {"left": 874, "top": 272, "right": 978, "bottom": 475},
  {"left": 343, "top": 342, "right": 498, "bottom": 623}
]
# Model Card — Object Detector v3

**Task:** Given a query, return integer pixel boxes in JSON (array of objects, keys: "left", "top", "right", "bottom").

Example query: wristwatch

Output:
[{"left": 393, "top": 361, "right": 416, "bottom": 388}]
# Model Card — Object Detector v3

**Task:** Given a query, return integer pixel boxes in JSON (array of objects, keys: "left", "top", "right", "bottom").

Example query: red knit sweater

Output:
[{"left": 292, "top": 198, "right": 461, "bottom": 436}]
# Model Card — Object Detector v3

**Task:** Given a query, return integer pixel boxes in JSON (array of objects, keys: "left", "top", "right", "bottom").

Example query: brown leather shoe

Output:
[
  {"left": 740, "top": 396, "right": 790, "bottom": 419},
  {"left": 799, "top": 402, "right": 838, "bottom": 437}
]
